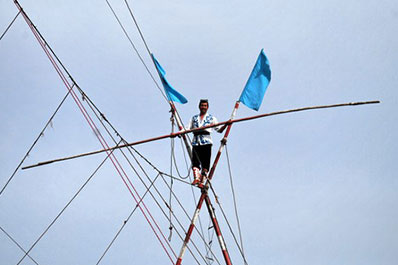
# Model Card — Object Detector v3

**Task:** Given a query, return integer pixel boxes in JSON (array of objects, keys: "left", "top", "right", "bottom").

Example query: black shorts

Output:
[{"left": 192, "top": 144, "right": 212, "bottom": 171}]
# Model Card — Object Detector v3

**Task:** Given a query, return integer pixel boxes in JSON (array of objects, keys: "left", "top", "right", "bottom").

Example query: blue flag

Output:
[
  {"left": 239, "top": 49, "right": 271, "bottom": 111},
  {"left": 152, "top": 54, "right": 188, "bottom": 104}
]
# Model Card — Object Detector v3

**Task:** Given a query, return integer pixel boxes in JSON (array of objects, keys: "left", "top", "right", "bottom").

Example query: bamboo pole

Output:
[{"left": 22, "top": 100, "right": 379, "bottom": 170}]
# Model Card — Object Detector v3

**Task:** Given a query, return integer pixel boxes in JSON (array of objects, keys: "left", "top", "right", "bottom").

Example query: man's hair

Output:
[{"left": 199, "top": 99, "right": 209, "bottom": 107}]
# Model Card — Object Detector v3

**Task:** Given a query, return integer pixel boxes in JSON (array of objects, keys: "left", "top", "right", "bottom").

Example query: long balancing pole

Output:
[{"left": 22, "top": 100, "right": 379, "bottom": 170}]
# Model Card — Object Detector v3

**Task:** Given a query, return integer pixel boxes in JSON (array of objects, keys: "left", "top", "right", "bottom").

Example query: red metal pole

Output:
[
  {"left": 175, "top": 192, "right": 206, "bottom": 265},
  {"left": 204, "top": 195, "right": 233, "bottom": 265},
  {"left": 208, "top": 101, "right": 240, "bottom": 180}
]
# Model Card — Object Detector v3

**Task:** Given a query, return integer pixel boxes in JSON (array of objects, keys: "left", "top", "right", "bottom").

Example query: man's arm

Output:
[
  {"left": 187, "top": 117, "right": 193, "bottom": 130},
  {"left": 214, "top": 116, "right": 231, "bottom": 133},
  {"left": 217, "top": 120, "right": 232, "bottom": 133}
]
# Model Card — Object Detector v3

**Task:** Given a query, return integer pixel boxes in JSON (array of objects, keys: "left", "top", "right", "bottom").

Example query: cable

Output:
[
  {"left": 13, "top": 3, "right": 213, "bottom": 263},
  {"left": 129, "top": 141, "right": 219, "bottom": 264},
  {"left": 76, "top": 74, "right": 208, "bottom": 263},
  {"left": 208, "top": 182, "right": 249, "bottom": 265},
  {"left": 169, "top": 117, "right": 175, "bottom": 241},
  {"left": 124, "top": 141, "right": 219, "bottom": 264},
  {"left": 80, "top": 96, "right": 210, "bottom": 264},
  {"left": 225, "top": 145, "right": 246, "bottom": 260},
  {"left": 81, "top": 95, "right": 179, "bottom": 261},
  {"left": 126, "top": 146, "right": 221, "bottom": 265},
  {"left": 19, "top": 16, "right": 176, "bottom": 265},
  {"left": 14, "top": 141, "right": 119, "bottom": 265},
  {"left": 206, "top": 218, "right": 216, "bottom": 264},
  {"left": 113, "top": 147, "right": 211, "bottom": 264},
  {"left": 78, "top": 96, "right": 193, "bottom": 263},
  {"left": 0, "top": 11, "right": 20, "bottom": 41},
  {"left": 170, "top": 124, "right": 191, "bottom": 179},
  {"left": 121, "top": 0, "right": 192, "bottom": 142},
  {"left": 171, "top": 136, "right": 188, "bottom": 179},
  {"left": 179, "top": 135, "right": 192, "bottom": 173},
  {"left": 123, "top": 0, "right": 151, "bottom": 56},
  {"left": 105, "top": 0, "right": 168, "bottom": 102},
  {"left": 75, "top": 98, "right": 219, "bottom": 265},
  {"left": 0, "top": 90, "right": 70, "bottom": 197},
  {"left": 81, "top": 88, "right": 206, "bottom": 265},
  {"left": 15, "top": 3, "right": 178, "bottom": 262},
  {"left": 0, "top": 226, "right": 40, "bottom": 265},
  {"left": 96, "top": 172, "right": 161, "bottom": 264},
  {"left": 157, "top": 174, "right": 221, "bottom": 265}
]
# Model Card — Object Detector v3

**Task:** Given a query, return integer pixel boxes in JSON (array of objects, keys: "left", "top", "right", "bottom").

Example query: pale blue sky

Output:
[{"left": 0, "top": 0, "right": 397, "bottom": 264}]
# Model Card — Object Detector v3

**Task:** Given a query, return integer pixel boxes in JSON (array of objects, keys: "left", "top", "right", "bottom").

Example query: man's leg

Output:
[
  {"left": 200, "top": 144, "right": 212, "bottom": 184},
  {"left": 191, "top": 146, "right": 202, "bottom": 185}
]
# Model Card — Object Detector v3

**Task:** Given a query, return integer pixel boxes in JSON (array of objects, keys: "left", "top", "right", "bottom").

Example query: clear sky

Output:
[{"left": 0, "top": 0, "right": 397, "bottom": 264}]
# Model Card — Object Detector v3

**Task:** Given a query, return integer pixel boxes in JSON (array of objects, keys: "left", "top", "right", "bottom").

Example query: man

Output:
[{"left": 188, "top": 99, "right": 226, "bottom": 186}]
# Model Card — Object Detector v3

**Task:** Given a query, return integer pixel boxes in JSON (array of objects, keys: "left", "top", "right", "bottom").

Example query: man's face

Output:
[{"left": 199, "top": 102, "right": 208, "bottom": 115}]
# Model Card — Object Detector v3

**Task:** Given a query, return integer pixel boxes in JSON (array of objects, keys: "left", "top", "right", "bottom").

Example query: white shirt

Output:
[{"left": 188, "top": 113, "right": 221, "bottom": 146}]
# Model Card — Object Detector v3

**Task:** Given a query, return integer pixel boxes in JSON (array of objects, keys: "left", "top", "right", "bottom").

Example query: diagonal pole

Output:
[
  {"left": 175, "top": 190, "right": 207, "bottom": 265},
  {"left": 207, "top": 101, "right": 240, "bottom": 181},
  {"left": 204, "top": 194, "right": 232, "bottom": 265}
]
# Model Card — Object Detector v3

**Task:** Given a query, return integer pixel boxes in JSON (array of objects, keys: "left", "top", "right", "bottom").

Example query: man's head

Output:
[{"left": 199, "top": 99, "right": 209, "bottom": 115}]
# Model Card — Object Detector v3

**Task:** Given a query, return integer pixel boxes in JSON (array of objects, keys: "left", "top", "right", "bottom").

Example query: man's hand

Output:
[{"left": 218, "top": 119, "right": 232, "bottom": 133}]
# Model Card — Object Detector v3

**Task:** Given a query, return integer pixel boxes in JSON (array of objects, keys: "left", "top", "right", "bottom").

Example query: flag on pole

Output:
[
  {"left": 239, "top": 49, "right": 271, "bottom": 111},
  {"left": 152, "top": 54, "right": 188, "bottom": 104}
]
